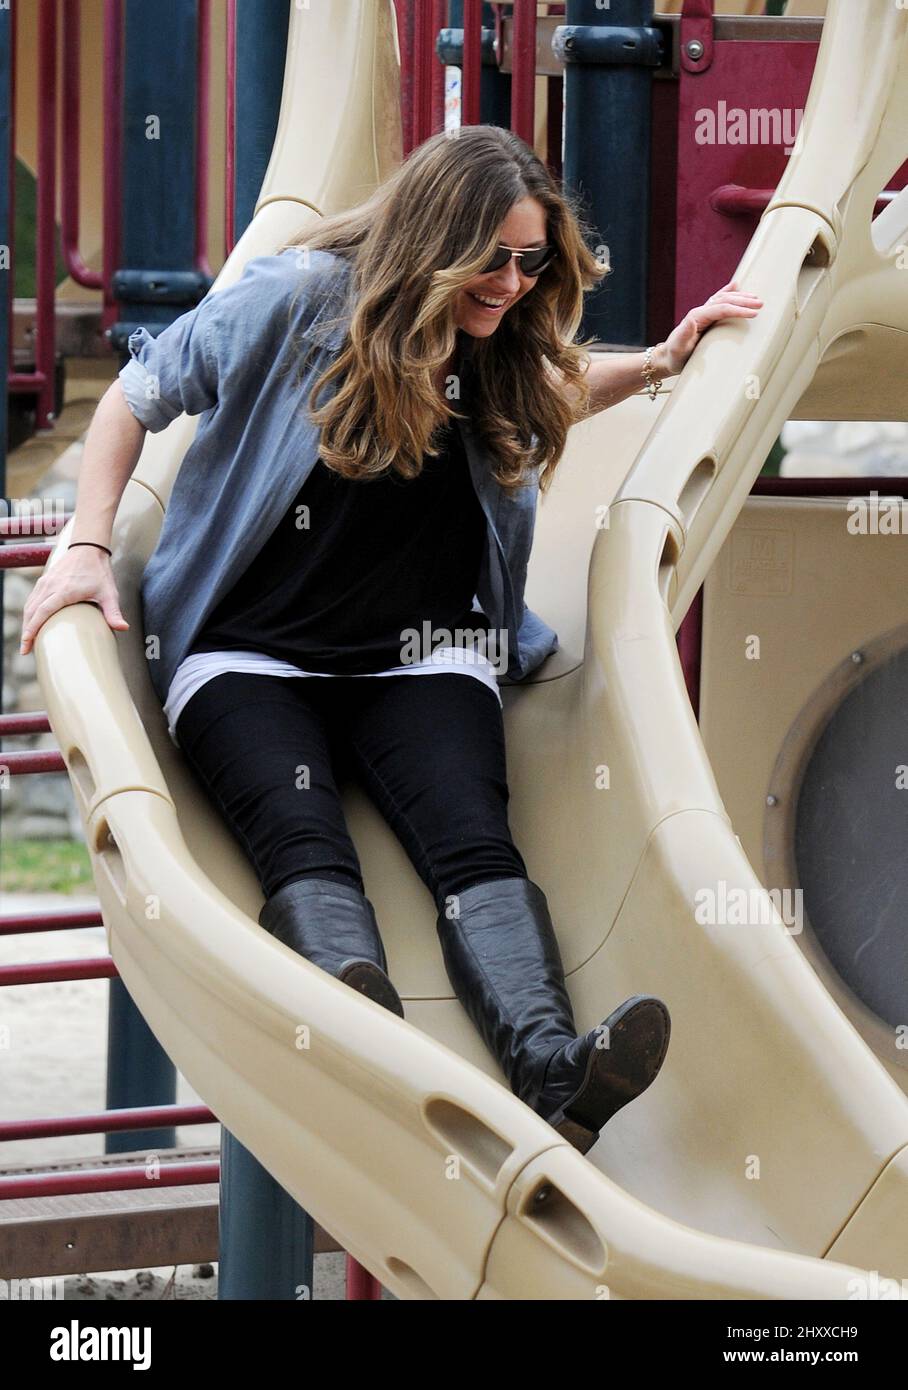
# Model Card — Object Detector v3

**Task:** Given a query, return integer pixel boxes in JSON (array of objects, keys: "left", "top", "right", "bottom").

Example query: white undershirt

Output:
[{"left": 164, "top": 644, "right": 502, "bottom": 749}]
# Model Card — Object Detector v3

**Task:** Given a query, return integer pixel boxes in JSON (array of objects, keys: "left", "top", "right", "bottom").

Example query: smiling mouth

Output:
[{"left": 467, "top": 291, "right": 509, "bottom": 313}]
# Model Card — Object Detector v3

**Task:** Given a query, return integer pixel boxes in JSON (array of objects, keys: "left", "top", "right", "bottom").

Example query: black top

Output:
[{"left": 189, "top": 403, "right": 491, "bottom": 675}]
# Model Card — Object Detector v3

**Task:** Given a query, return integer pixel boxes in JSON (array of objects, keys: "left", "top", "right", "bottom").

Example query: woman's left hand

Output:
[{"left": 656, "top": 280, "right": 763, "bottom": 377}]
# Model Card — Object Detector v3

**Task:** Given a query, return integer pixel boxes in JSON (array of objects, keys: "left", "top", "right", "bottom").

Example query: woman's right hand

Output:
[{"left": 19, "top": 544, "right": 130, "bottom": 656}]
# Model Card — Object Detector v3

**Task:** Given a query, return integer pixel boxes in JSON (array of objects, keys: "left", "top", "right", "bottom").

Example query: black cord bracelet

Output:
[{"left": 68, "top": 542, "right": 113, "bottom": 556}]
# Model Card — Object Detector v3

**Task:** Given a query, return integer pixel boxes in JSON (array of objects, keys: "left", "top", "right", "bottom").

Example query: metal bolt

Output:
[
  {"left": 851, "top": 651, "right": 864, "bottom": 665},
  {"left": 685, "top": 39, "right": 705, "bottom": 60},
  {"left": 565, "top": 35, "right": 575, "bottom": 50},
  {"left": 533, "top": 1184, "right": 552, "bottom": 1206},
  {"left": 766, "top": 794, "right": 778, "bottom": 808}
]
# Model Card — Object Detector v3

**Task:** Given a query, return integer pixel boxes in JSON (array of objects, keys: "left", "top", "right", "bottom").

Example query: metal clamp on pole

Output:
[
  {"left": 437, "top": 27, "right": 498, "bottom": 69},
  {"left": 109, "top": 268, "right": 214, "bottom": 353},
  {"left": 553, "top": 24, "right": 665, "bottom": 68}
]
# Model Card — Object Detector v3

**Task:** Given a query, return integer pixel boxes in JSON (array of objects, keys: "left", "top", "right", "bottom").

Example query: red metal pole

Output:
[
  {"left": 0, "top": 713, "right": 52, "bottom": 738},
  {"left": 346, "top": 1254, "right": 383, "bottom": 1300},
  {"left": 61, "top": 0, "right": 103, "bottom": 291},
  {"left": 546, "top": 3, "right": 564, "bottom": 176},
  {"left": 412, "top": 0, "right": 434, "bottom": 146},
  {"left": 7, "top": 0, "right": 15, "bottom": 380},
  {"left": 510, "top": 0, "right": 537, "bottom": 146},
  {"left": 0, "top": 1104, "right": 215, "bottom": 1142},
  {"left": 225, "top": 0, "right": 236, "bottom": 253},
  {"left": 711, "top": 184, "right": 894, "bottom": 219},
  {"left": 431, "top": 0, "right": 447, "bottom": 137},
  {"left": 0, "top": 540, "right": 56, "bottom": 566},
  {"left": 0, "top": 1160, "right": 219, "bottom": 1200},
  {"left": 394, "top": 0, "right": 416, "bottom": 156},
  {"left": 35, "top": 0, "right": 58, "bottom": 427},
  {"left": 0, "top": 904, "right": 102, "bottom": 933},
  {"left": 0, "top": 748, "right": 66, "bottom": 773},
  {"left": 196, "top": 0, "right": 213, "bottom": 279},
  {"left": 461, "top": 0, "right": 483, "bottom": 126},
  {"left": 102, "top": 0, "right": 124, "bottom": 335},
  {"left": 0, "top": 956, "right": 118, "bottom": 985}
]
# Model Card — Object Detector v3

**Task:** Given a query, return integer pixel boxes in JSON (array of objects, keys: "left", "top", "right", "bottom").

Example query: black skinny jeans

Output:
[{"left": 174, "top": 669, "right": 529, "bottom": 912}]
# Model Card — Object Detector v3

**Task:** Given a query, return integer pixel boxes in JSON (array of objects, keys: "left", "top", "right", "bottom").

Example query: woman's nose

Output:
[{"left": 487, "top": 259, "right": 522, "bottom": 292}]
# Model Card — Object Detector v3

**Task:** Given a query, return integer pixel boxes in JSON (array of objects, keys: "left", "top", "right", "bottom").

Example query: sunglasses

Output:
[{"left": 480, "top": 243, "right": 557, "bottom": 276}]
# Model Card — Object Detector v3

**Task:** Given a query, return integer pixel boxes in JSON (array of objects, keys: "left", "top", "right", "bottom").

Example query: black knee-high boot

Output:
[
  {"left": 259, "top": 877, "right": 404, "bottom": 1017},
  {"left": 434, "top": 876, "right": 670, "bottom": 1153}
]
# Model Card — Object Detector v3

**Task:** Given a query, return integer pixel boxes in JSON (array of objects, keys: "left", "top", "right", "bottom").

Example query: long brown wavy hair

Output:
[{"left": 278, "top": 124, "right": 608, "bottom": 498}]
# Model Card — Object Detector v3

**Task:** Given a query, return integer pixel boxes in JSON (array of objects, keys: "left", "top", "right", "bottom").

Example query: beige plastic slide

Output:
[{"left": 32, "top": 0, "right": 908, "bottom": 1297}]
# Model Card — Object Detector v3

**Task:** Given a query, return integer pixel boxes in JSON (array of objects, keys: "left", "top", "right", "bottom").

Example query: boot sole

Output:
[
  {"left": 548, "top": 996, "right": 671, "bottom": 1155},
  {"left": 338, "top": 960, "right": 406, "bottom": 1018}
]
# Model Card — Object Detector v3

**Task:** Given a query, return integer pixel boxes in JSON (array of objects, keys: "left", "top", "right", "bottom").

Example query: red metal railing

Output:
[
  {"left": 10, "top": 0, "right": 218, "bottom": 425},
  {"left": 0, "top": 522, "right": 382, "bottom": 1295},
  {"left": 0, "top": 1104, "right": 215, "bottom": 1144},
  {"left": 1, "top": 1159, "right": 220, "bottom": 1201},
  {"left": 7, "top": 0, "right": 55, "bottom": 426},
  {"left": 397, "top": 0, "right": 564, "bottom": 165},
  {"left": 16, "top": 1, "right": 561, "bottom": 430}
]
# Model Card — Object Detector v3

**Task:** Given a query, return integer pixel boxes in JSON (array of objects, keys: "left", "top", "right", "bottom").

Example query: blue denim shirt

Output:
[{"left": 118, "top": 248, "right": 559, "bottom": 707}]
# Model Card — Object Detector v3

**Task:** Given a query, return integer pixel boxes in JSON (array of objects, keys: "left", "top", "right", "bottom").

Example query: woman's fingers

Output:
[
  {"left": 710, "top": 290, "right": 763, "bottom": 306},
  {"left": 20, "top": 584, "right": 126, "bottom": 654}
]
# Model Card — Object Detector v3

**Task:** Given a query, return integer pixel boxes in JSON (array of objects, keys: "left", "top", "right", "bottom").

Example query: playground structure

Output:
[{"left": 5, "top": 0, "right": 908, "bottom": 1298}]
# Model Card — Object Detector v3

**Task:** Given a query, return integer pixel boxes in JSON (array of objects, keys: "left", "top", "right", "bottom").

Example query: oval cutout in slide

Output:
[{"left": 423, "top": 1097, "right": 515, "bottom": 1187}]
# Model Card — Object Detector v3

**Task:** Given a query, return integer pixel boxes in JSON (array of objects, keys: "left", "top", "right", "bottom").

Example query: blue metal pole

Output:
[
  {"left": 218, "top": 1132, "right": 314, "bottom": 1300},
  {"left": 560, "top": 0, "right": 662, "bottom": 347},
  {"left": 115, "top": 0, "right": 208, "bottom": 337},
  {"left": 221, "top": 0, "right": 315, "bottom": 1301},
  {"left": 232, "top": 0, "right": 292, "bottom": 234},
  {"left": 105, "top": 981, "right": 177, "bottom": 1153}
]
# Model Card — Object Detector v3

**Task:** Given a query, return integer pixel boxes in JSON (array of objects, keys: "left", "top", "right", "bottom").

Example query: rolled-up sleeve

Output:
[
  {"left": 117, "top": 250, "right": 345, "bottom": 434},
  {"left": 117, "top": 294, "right": 221, "bottom": 433}
]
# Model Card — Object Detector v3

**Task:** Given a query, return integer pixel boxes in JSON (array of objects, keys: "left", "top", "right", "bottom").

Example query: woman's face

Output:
[{"left": 455, "top": 196, "right": 549, "bottom": 338}]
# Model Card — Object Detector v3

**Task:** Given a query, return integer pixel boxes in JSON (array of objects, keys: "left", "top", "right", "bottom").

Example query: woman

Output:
[{"left": 21, "top": 125, "right": 761, "bottom": 1154}]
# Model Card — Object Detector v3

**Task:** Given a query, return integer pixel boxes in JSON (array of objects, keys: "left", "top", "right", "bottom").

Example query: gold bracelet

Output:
[{"left": 642, "top": 345, "right": 663, "bottom": 401}]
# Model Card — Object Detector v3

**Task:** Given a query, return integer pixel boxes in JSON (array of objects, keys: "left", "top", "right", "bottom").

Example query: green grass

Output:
[
  {"left": 14, "top": 157, "right": 67, "bottom": 299},
  {"left": 1, "top": 839, "right": 95, "bottom": 894},
  {"left": 760, "top": 435, "right": 787, "bottom": 478}
]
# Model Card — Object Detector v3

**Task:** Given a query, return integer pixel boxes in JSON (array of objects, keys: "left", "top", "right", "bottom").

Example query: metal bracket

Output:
[
  {"left": 108, "top": 269, "right": 214, "bottom": 354},
  {"left": 680, "top": 0, "right": 715, "bottom": 74},
  {"left": 552, "top": 24, "right": 665, "bottom": 69},
  {"left": 112, "top": 268, "right": 213, "bottom": 307},
  {"left": 437, "top": 27, "right": 498, "bottom": 68}
]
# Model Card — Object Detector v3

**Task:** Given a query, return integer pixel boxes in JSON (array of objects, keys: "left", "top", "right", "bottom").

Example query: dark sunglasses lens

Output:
[
  {"left": 478, "top": 245, "right": 556, "bottom": 275},
  {"left": 481, "top": 246, "right": 512, "bottom": 274},
  {"left": 521, "top": 246, "right": 555, "bottom": 275}
]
